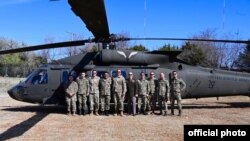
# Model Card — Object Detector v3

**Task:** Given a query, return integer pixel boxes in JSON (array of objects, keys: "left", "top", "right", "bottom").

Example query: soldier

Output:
[
  {"left": 170, "top": 71, "right": 186, "bottom": 116},
  {"left": 148, "top": 71, "right": 158, "bottom": 114},
  {"left": 64, "top": 75, "right": 78, "bottom": 116},
  {"left": 76, "top": 72, "right": 89, "bottom": 115},
  {"left": 99, "top": 72, "right": 112, "bottom": 116},
  {"left": 89, "top": 70, "right": 100, "bottom": 116},
  {"left": 158, "top": 72, "right": 170, "bottom": 116},
  {"left": 137, "top": 72, "right": 150, "bottom": 115},
  {"left": 112, "top": 69, "right": 127, "bottom": 116},
  {"left": 126, "top": 72, "right": 137, "bottom": 116}
]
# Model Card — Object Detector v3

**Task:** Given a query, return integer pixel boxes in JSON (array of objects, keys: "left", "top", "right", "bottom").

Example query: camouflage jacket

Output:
[
  {"left": 112, "top": 76, "right": 127, "bottom": 94},
  {"left": 76, "top": 77, "right": 89, "bottom": 94},
  {"left": 89, "top": 76, "right": 100, "bottom": 94},
  {"left": 148, "top": 78, "right": 158, "bottom": 95},
  {"left": 64, "top": 81, "right": 78, "bottom": 97},
  {"left": 99, "top": 77, "right": 112, "bottom": 96},
  {"left": 170, "top": 78, "right": 186, "bottom": 93},
  {"left": 137, "top": 79, "right": 150, "bottom": 96},
  {"left": 158, "top": 79, "right": 170, "bottom": 97}
]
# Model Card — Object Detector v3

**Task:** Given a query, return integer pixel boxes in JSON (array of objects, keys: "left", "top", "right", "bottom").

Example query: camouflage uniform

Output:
[
  {"left": 170, "top": 78, "right": 186, "bottom": 115},
  {"left": 158, "top": 79, "right": 170, "bottom": 115},
  {"left": 126, "top": 78, "right": 137, "bottom": 115},
  {"left": 99, "top": 77, "right": 112, "bottom": 113},
  {"left": 148, "top": 78, "right": 158, "bottom": 113},
  {"left": 76, "top": 77, "right": 89, "bottom": 115},
  {"left": 89, "top": 76, "right": 100, "bottom": 113},
  {"left": 137, "top": 79, "right": 150, "bottom": 114},
  {"left": 112, "top": 75, "right": 127, "bottom": 114},
  {"left": 64, "top": 80, "right": 78, "bottom": 114}
]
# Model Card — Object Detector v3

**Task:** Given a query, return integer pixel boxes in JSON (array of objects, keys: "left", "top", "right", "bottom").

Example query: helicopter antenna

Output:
[
  {"left": 143, "top": 0, "right": 147, "bottom": 47},
  {"left": 222, "top": 0, "right": 226, "bottom": 34}
]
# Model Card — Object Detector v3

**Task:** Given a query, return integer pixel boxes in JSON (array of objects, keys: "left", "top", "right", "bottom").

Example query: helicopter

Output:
[{"left": 2, "top": 0, "right": 250, "bottom": 105}]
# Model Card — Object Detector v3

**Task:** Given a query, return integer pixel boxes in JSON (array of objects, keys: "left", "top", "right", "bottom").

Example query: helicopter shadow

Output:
[
  {"left": 182, "top": 102, "right": 250, "bottom": 109},
  {"left": 0, "top": 105, "right": 66, "bottom": 140}
]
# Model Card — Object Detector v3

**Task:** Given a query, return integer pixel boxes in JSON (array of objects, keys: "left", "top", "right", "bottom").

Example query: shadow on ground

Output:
[{"left": 0, "top": 105, "right": 66, "bottom": 140}]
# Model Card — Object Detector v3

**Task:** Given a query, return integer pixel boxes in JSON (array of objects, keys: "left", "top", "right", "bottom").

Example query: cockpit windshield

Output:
[{"left": 24, "top": 69, "right": 48, "bottom": 85}]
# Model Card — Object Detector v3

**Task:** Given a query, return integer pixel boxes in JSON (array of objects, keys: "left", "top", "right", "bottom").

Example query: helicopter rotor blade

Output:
[
  {"left": 68, "top": 0, "right": 110, "bottom": 41},
  {"left": 0, "top": 39, "right": 93, "bottom": 55},
  {"left": 125, "top": 38, "right": 250, "bottom": 44}
]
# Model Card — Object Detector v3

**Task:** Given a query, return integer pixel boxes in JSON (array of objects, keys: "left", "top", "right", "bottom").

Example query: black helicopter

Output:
[{"left": 2, "top": 0, "right": 250, "bottom": 105}]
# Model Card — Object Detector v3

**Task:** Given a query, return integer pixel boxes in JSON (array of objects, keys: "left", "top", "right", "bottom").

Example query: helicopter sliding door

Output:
[{"left": 45, "top": 68, "right": 70, "bottom": 105}]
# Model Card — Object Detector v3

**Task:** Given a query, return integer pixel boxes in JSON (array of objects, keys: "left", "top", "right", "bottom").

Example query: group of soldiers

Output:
[{"left": 64, "top": 69, "right": 186, "bottom": 117}]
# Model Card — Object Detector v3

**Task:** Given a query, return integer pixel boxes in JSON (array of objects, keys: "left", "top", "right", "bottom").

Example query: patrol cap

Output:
[
  {"left": 150, "top": 72, "right": 155, "bottom": 75},
  {"left": 129, "top": 72, "right": 133, "bottom": 75}
]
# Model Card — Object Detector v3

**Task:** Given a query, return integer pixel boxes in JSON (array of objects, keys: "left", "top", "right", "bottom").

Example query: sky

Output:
[{"left": 0, "top": 0, "right": 249, "bottom": 51}]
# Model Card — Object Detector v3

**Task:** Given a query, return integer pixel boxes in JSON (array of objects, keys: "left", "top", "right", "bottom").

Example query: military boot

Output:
[
  {"left": 160, "top": 110, "right": 163, "bottom": 115},
  {"left": 105, "top": 111, "right": 109, "bottom": 116},
  {"left": 171, "top": 109, "right": 174, "bottom": 115},
  {"left": 178, "top": 109, "right": 182, "bottom": 116},
  {"left": 95, "top": 111, "right": 99, "bottom": 116},
  {"left": 78, "top": 110, "right": 82, "bottom": 116},
  {"left": 90, "top": 111, "right": 94, "bottom": 116},
  {"left": 72, "top": 111, "right": 76, "bottom": 116},
  {"left": 164, "top": 111, "right": 167, "bottom": 116},
  {"left": 120, "top": 111, "right": 124, "bottom": 117}
]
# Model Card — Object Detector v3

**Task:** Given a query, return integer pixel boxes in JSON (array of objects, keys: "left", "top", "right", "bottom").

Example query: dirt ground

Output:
[
  {"left": 0, "top": 77, "right": 249, "bottom": 141},
  {"left": 0, "top": 92, "right": 249, "bottom": 141}
]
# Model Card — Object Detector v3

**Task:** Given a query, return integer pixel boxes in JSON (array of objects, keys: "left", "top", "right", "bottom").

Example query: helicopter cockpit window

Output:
[{"left": 31, "top": 70, "right": 48, "bottom": 85}]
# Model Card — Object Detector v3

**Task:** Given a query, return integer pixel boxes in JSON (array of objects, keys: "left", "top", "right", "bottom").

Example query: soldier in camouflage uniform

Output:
[
  {"left": 89, "top": 70, "right": 100, "bottom": 116},
  {"left": 158, "top": 72, "right": 170, "bottom": 116},
  {"left": 137, "top": 72, "right": 150, "bottom": 115},
  {"left": 99, "top": 72, "right": 112, "bottom": 116},
  {"left": 148, "top": 71, "right": 158, "bottom": 114},
  {"left": 126, "top": 72, "right": 137, "bottom": 116},
  {"left": 64, "top": 75, "right": 78, "bottom": 116},
  {"left": 112, "top": 69, "right": 127, "bottom": 116},
  {"left": 76, "top": 72, "right": 89, "bottom": 115},
  {"left": 170, "top": 71, "right": 186, "bottom": 116}
]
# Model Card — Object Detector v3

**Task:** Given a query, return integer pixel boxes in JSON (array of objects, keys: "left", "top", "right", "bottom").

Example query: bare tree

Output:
[{"left": 65, "top": 33, "right": 85, "bottom": 56}]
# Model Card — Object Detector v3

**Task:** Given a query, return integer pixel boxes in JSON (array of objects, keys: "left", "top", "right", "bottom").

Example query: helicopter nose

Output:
[{"left": 8, "top": 85, "right": 24, "bottom": 101}]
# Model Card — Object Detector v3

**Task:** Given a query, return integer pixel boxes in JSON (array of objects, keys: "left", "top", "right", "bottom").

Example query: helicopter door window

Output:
[
  {"left": 31, "top": 70, "right": 48, "bottom": 85},
  {"left": 62, "top": 71, "right": 69, "bottom": 82}
]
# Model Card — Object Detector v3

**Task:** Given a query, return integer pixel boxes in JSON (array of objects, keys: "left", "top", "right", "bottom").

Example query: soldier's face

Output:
[
  {"left": 117, "top": 70, "right": 121, "bottom": 76},
  {"left": 80, "top": 73, "right": 85, "bottom": 78},
  {"left": 150, "top": 74, "right": 155, "bottom": 79},
  {"left": 160, "top": 73, "right": 165, "bottom": 80},
  {"left": 173, "top": 72, "right": 178, "bottom": 79},
  {"left": 104, "top": 73, "right": 108, "bottom": 79},
  {"left": 141, "top": 73, "right": 145, "bottom": 80},
  {"left": 92, "top": 71, "right": 97, "bottom": 77},
  {"left": 69, "top": 76, "right": 74, "bottom": 82},
  {"left": 129, "top": 73, "right": 133, "bottom": 79}
]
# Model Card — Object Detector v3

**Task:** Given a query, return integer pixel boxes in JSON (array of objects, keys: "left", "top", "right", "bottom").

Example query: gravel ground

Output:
[{"left": 0, "top": 77, "right": 250, "bottom": 141}]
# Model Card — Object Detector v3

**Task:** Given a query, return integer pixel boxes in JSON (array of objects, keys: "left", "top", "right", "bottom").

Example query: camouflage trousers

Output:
[
  {"left": 147, "top": 93, "right": 157, "bottom": 112},
  {"left": 78, "top": 94, "right": 88, "bottom": 112},
  {"left": 66, "top": 95, "right": 77, "bottom": 113},
  {"left": 158, "top": 95, "right": 168, "bottom": 112},
  {"left": 100, "top": 95, "right": 111, "bottom": 111},
  {"left": 138, "top": 95, "right": 149, "bottom": 113},
  {"left": 170, "top": 92, "right": 182, "bottom": 110},
  {"left": 89, "top": 93, "right": 99, "bottom": 112},
  {"left": 113, "top": 92, "right": 124, "bottom": 112},
  {"left": 127, "top": 96, "right": 136, "bottom": 115}
]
